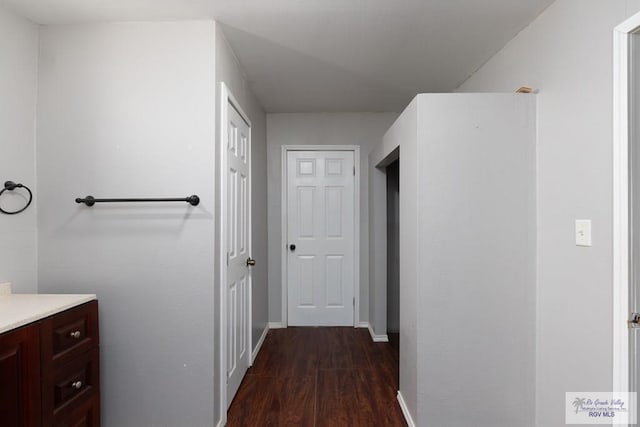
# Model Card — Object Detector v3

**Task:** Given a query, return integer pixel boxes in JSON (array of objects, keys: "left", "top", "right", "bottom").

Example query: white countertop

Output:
[{"left": 0, "top": 294, "right": 97, "bottom": 334}]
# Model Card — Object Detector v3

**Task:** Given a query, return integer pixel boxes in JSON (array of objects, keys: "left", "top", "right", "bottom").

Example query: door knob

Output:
[
  {"left": 289, "top": 244, "right": 296, "bottom": 251},
  {"left": 246, "top": 258, "right": 256, "bottom": 266}
]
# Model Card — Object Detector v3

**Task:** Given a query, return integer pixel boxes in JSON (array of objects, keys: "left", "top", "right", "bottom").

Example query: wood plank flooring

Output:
[{"left": 227, "top": 327, "right": 406, "bottom": 427}]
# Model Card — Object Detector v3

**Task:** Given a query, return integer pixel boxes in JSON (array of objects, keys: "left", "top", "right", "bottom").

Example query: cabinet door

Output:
[
  {"left": 68, "top": 394, "right": 100, "bottom": 427},
  {"left": 0, "top": 324, "right": 41, "bottom": 427}
]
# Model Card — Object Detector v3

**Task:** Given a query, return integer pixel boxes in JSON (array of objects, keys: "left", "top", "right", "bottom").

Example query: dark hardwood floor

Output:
[
  {"left": 388, "top": 332, "right": 399, "bottom": 354},
  {"left": 227, "top": 327, "right": 406, "bottom": 427}
]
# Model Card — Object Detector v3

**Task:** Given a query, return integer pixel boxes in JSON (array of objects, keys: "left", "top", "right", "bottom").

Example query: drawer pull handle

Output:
[
  {"left": 71, "top": 381, "right": 83, "bottom": 390},
  {"left": 69, "top": 331, "right": 81, "bottom": 339}
]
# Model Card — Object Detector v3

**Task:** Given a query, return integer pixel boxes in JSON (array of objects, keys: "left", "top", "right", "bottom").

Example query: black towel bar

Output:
[{"left": 75, "top": 195, "right": 200, "bottom": 207}]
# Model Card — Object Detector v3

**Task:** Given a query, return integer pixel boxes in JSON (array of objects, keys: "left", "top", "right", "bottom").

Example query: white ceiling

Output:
[{"left": 2, "top": 0, "right": 554, "bottom": 112}]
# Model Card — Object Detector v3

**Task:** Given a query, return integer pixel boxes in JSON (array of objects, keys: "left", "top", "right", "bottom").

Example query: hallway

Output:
[{"left": 227, "top": 327, "right": 406, "bottom": 426}]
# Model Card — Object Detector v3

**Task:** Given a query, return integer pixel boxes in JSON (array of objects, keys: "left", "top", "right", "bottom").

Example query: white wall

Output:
[
  {"left": 216, "top": 25, "right": 268, "bottom": 349},
  {"left": 372, "top": 99, "right": 419, "bottom": 419},
  {"left": 0, "top": 5, "right": 39, "bottom": 293},
  {"left": 266, "top": 113, "right": 398, "bottom": 324},
  {"left": 36, "top": 21, "right": 217, "bottom": 426},
  {"left": 214, "top": 25, "right": 268, "bottom": 424},
  {"left": 374, "top": 94, "right": 536, "bottom": 425},
  {"left": 457, "top": 1, "right": 640, "bottom": 425},
  {"left": 415, "top": 94, "right": 536, "bottom": 426}
]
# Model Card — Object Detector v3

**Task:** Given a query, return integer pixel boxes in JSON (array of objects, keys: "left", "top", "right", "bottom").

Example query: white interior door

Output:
[
  {"left": 631, "top": 30, "right": 640, "bottom": 419},
  {"left": 226, "top": 102, "right": 251, "bottom": 406},
  {"left": 286, "top": 150, "right": 355, "bottom": 326}
]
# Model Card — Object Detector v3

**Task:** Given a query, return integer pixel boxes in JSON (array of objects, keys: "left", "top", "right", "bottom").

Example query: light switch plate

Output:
[
  {"left": 0, "top": 282, "right": 12, "bottom": 295},
  {"left": 575, "top": 220, "right": 592, "bottom": 247}
]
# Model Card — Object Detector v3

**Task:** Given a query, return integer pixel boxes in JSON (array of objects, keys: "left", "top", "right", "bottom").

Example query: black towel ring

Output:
[{"left": 0, "top": 181, "right": 33, "bottom": 215}]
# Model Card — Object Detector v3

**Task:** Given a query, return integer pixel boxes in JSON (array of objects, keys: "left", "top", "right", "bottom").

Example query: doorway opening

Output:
[
  {"left": 369, "top": 144, "right": 399, "bottom": 345},
  {"left": 386, "top": 159, "right": 400, "bottom": 358}
]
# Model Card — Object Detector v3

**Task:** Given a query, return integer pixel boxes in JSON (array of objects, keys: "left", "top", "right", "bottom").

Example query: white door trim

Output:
[
  {"left": 218, "top": 82, "right": 252, "bottom": 424},
  {"left": 280, "top": 145, "right": 360, "bottom": 327},
  {"left": 613, "top": 12, "right": 640, "bottom": 420}
]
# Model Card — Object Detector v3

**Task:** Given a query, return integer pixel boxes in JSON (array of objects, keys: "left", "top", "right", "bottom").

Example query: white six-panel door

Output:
[
  {"left": 226, "top": 102, "right": 251, "bottom": 407},
  {"left": 286, "top": 150, "right": 355, "bottom": 326}
]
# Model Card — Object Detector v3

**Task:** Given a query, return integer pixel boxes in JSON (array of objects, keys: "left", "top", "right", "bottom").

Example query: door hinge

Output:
[
  {"left": 353, "top": 297, "right": 355, "bottom": 307},
  {"left": 629, "top": 312, "right": 640, "bottom": 328},
  {"left": 226, "top": 253, "right": 229, "bottom": 266},
  {"left": 353, "top": 166, "right": 356, "bottom": 176}
]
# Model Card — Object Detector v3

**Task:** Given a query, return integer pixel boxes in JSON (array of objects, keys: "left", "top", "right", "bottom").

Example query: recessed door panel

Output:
[
  {"left": 296, "top": 255, "right": 316, "bottom": 307},
  {"left": 325, "top": 159, "right": 343, "bottom": 176},
  {"left": 297, "top": 187, "right": 316, "bottom": 238},
  {"left": 239, "top": 174, "right": 247, "bottom": 255},
  {"left": 297, "top": 159, "right": 316, "bottom": 176},
  {"left": 227, "top": 281, "right": 236, "bottom": 377},
  {"left": 325, "top": 187, "right": 343, "bottom": 238},
  {"left": 228, "top": 169, "right": 237, "bottom": 259},
  {"left": 239, "top": 277, "right": 246, "bottom": 358},
  {"left": 326, "top": 255, "right": 344, "bottom": 307}
]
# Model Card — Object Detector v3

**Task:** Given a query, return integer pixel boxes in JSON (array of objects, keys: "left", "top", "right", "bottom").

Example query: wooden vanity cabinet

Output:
[
  {"left": 0, "top": 323, "right": 41, "bottom": 427},
  {"left": 0, "top": 300, "right": 99, "bottom": 427}
]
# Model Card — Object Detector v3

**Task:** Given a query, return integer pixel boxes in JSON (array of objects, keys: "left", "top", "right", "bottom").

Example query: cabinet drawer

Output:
[
  {"left": 56, "top": 392, "right": 100, "bottom": 427},
  {"left": 42, "top": 348, "right": 100, "bottom": 426},
  {"left": 41, "top": 301, "right": 99, "bottom": 370}
]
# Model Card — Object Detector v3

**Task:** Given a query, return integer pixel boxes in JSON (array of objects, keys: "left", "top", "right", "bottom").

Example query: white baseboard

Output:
[
  {"left": 269, "top": 320, "right": 389, "bottom": 344},
  {"left": 357, "top": 321, "right": 389, "bottom": 342},
  {"left": 397, "top": 391, "right": 416, "bottom": 427},
  {"left": 268, "top": 322, "right": 285, "bottom": 329},
  {"left": 365, "top": 322, "right": 389, "bottom": 342},
  {"left": 251, "top": 324, "right": 269, "bottom": 364},
  {"left": 0, "top": 282, "right": 12, "bottom": 295}
]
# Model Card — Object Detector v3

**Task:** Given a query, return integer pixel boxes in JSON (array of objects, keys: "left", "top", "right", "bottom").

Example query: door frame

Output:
[
  {"left": 613, "top": 11, "right": 640, "bottom": 413},
  {"left": 280, "top": 145, "right": 361, "bottom": 327},
  {"left": 218, "top": 82, "right": 252, "bottom": 422}
]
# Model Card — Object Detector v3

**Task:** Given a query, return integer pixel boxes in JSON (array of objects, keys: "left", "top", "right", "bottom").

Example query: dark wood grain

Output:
[
  {"left": 317, "top": 327, "right": 373, "bottom": 370},
  {"left": 316, "top": 369, "right": 405, "bottom": 427},
  {"left": 0, "top": 323, "right": 41, "bottom": 427},
  {"left": 227, "top": 327, "right": 406, "bottom": 427},
  {"left": 227, "top": 374, "right": 316, "bottom": 426},
  {"left": 248, "top": 327, "right": 319, "bottom": 377}
]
